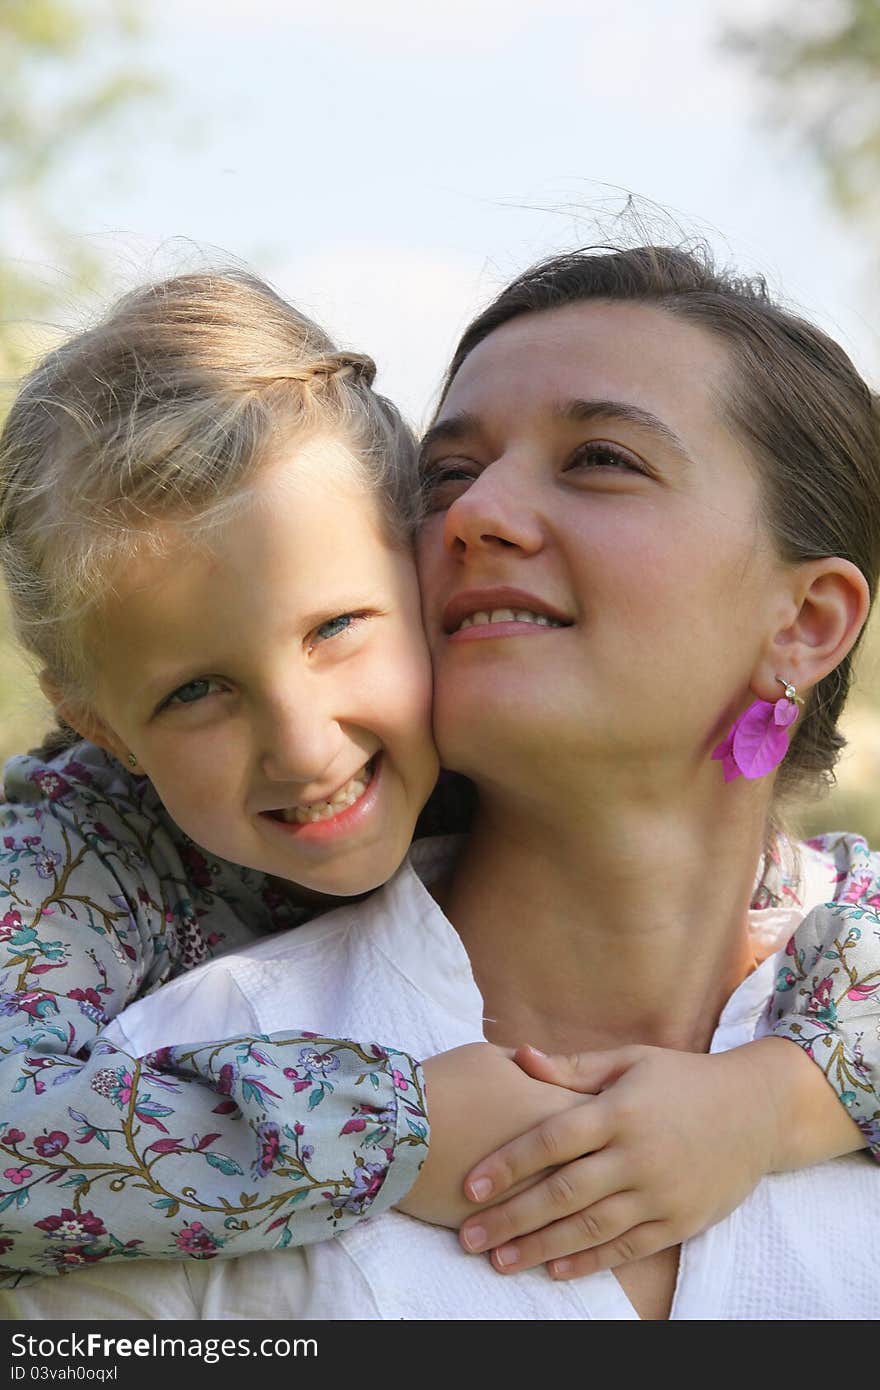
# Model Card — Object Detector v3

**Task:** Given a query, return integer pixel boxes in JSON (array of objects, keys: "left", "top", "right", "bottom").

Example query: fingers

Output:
[
  {"left": 512, "top": 1044, "right": 645, "bottom": 1093},
  {"left": 483, "top": 1193, "right": 651, "bottom": 1274},
  {"left": 463, "top": 1096, "right": 610, "bottom": 1205},
  {"left": 461, "top": 1147, "right": 620, "bottom": 1254},
  {"left": 547, "top": 1220, "right": 678, "bottom": 1280}
]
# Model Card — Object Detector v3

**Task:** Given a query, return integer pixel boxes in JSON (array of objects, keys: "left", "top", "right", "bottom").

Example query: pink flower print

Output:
[
  {"left": 298, "top": 1047, "right": 340, "bottom": 1076},
  {"left": 36, "top": 1208, "right": 106, "bottom": 1241},
  {"left": 254, "top": 1122, "right": 282, "bottom": 1177},
  {"left": 846, "top": 982, "right": 879, "bottom": 1003},
  {"left": 180, "top": 845, "right": 213, "bottom": 890},
  {"left": 3, "top": 1167, "right": 32, "bottom": 1185},
  {"left": 0, "top": 1236, "right": 13, "bottom": 1256},
  {"left": 145, "top": 1047, "right": 174, "bottom": 1071},
  {"left": 284, "top": 1066, "right": 312, "bottom": 1094},
  {"left": 27, "top": 769, "right": 71, "bottom": 802},
  {"left": 7, "top": 990, "right": 58, "bottom": 1022},
  {"left": 391, "top": 1069, "right": 410, "bottom": 1092},
  {"left": 174, "top": 1221, "right": 223, "bottom": 1258},
  {"left": 68, "top": 987, "right": 106, "bottom": 1026},
  {"left": 842, "top": 873, "right": 873, "bottom": 904},
  {"left": 33, "top": 1131, "right": 69, "bottom": 1158},
  {"left": 293, "top": 1121, "right": 305, "bottom": 1136},
  {"left": 90, "top": 1066, "right": 133, "bottom": 1107},
  {"left": 63, "top": 760, "right": 93, "bottom": 786},
  {"left": 807, "top": 976, "right": 837, "bottom": 1026},
  {"left": 0, "top": 910, "right": 23, "bottom": 942},
  {"left": 3, "top": 1129, "right": 25, "bottom": 1147},
  {"left": 54, "top": 1245, "right": 108, "bottom": 1268},
  {"left": 334, "top": 1161, "right": 387, "bottom": 1214},
  {"left": 32, "top": 849, "right": 62, "bottom": 879},
  {"left": 217, "top": 1063, "right": 235, "bottom": 1096}
]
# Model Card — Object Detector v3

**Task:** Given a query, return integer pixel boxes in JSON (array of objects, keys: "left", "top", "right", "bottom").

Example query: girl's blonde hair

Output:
[{"left": 0, "top": 269, "right": 419, "bottom": 700}]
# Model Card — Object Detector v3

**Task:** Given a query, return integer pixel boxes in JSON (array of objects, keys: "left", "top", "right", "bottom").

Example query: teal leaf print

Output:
[{"left": 204, "top": 1151, "right": 244, "bottom": 1177}]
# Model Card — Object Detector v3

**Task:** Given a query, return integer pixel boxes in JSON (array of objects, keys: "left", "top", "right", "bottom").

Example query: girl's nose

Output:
[
  {"left": 442, "top": 460, "right": 544, "bottom": 559},
  {"left": 259, "top": 694, "right": 341, "bottom": 787}
]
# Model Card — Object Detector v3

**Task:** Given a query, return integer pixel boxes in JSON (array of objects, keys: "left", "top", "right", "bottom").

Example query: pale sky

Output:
[{"left": 17, "top": 0, "right": 878, "bottom": 429}]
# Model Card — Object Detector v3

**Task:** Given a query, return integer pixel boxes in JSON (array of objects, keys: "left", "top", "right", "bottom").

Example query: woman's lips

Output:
[{"left": 442, "top": 587, "right": 572, "bottom": 635}]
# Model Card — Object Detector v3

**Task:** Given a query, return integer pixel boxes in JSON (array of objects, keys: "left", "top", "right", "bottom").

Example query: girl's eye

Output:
[
  {"left": 567, "top": 441, "right": 645, "bottom": 474},
  {"left": 310, "top": 612, "right": 365, "bottom": 648},
  {"left": 163, "top": 677, "right": 226, "bottom": 709}
]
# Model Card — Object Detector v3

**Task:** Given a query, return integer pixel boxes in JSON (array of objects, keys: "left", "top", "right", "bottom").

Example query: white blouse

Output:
[{"left": 6, "top": 837, "right": 878, "bottom": 1321}]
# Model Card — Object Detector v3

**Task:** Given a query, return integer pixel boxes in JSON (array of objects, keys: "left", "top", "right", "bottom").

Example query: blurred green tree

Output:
[
  {"left": 728, "top": 0, "right": 880, "bottom": 225},
  {"left": 0, "top": 0, "right": 158, "bottom": 757},
  {"left": 0, "top": 0, "right": 158, "bottom": 377},
  {"left": 730, "top": 0, "right": 880, "bottom": 841}
]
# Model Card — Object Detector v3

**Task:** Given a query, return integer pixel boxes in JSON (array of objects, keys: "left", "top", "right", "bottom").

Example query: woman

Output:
[{"left": 8, "top": 245, "right": 880, "bottom": 1319}]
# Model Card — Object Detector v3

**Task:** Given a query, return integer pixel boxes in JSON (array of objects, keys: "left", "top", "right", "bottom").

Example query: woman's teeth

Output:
[
  {"left": 275, "top": 760, "right": 374, "bottom": 824},
  {"left": 456, "top": 608, "right": 564, "bottom": 631}
]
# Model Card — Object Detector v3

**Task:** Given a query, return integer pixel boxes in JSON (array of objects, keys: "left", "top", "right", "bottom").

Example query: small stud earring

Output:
[{"left": 127, "top": 753, "right": 138, "bottom": 768}]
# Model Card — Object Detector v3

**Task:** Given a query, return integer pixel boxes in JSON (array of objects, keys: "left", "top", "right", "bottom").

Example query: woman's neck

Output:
[{"left": 438, "top": 774, "right": 772, "bottom": 1055}]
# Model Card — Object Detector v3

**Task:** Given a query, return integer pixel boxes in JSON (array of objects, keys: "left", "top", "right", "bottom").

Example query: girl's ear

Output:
[
  {"left": 758, "top": 558, "right": 870, "bottom": 696},
  {"left": 37, "top": 670, "right": 130, "bottom": 764}
]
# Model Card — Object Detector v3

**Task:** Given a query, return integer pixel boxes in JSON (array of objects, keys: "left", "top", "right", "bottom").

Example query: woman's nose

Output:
[{"left": 442, "top": 460, "right": 544, "bottom": 558}]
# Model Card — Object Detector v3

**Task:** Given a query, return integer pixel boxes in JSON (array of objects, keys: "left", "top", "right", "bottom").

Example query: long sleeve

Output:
[
  {"left": 0, "top": 747, "right": 428, "bottom": 1283},
  {"left": 769, "top": 833, "right": 880, "bottom": 1156}
]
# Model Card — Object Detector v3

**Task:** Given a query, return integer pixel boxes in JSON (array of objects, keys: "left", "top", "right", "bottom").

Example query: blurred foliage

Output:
[
  {"left": 727, "top": 0, "right": 880, "bottom": 226},
  {"left": 0, "top": 1, "right": 158, "bottom": 759},
  {"left": 0, "top": 0, "right": 159, "bottom": 377},
  {"left": 730, "top": 0, "right": 880, "bottom": 842}
]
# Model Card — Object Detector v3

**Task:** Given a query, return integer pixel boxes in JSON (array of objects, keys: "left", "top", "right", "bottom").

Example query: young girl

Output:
[{"left": 0, "top": 269, "right": 875, "bottom": 1291}]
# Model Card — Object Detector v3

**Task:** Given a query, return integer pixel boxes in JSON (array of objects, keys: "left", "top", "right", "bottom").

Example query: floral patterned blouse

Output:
[
  {"left": 0, "top": 742, "right": 877, "bottom": 1286},
  {"left": 0, "top": 743, "right": 427, "bottom": 1284}
]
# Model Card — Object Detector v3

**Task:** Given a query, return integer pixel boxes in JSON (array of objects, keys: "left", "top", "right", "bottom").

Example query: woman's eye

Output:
[
  {"left": 568, "top": 441, "right": 645, "bottom": 474},
  {"left": 164, "top": 677, "right": 226, "bottom": 709},
  {"left": 420, "top": 459, "right": 478, "bottom": 510}
]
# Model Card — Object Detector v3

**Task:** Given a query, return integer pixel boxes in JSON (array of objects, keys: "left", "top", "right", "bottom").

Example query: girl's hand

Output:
[
  {"left": 395, "top": 1042, "right": 580, "bottom": 1229},
  {"left": 458, "top": 1042, "right": 783, "bottom": 1279}
]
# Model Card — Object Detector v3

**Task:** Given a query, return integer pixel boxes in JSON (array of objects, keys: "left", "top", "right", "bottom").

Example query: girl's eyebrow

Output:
[
  {"left": 555, "top": 398, "right": 696, "bottom": 472},
  {"left": 418, "top": 411, "right": 483, "bottom": 466}
]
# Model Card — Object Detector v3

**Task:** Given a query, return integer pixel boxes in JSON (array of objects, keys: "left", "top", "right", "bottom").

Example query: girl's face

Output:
[
  {"left": 79, "top": 438, "right": 439, "bottom": 897},
  {"left": 416, "top": 300, "right": 791, "bottom": 796}
]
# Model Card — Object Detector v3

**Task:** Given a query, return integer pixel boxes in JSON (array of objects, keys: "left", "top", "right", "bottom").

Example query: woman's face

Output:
[
  {"left": 78, "top": 438, "right": 439, "bottom": 897},
  {"left": 416, "top": 300, "right": 792, "bottom": 793}
]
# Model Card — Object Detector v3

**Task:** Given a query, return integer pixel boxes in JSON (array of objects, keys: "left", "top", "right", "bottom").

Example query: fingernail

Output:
[
  {"left": 468, "top": 1176, "right": 493, "bottom": 1202},
  {"left": 462, "top": 1224, "right": 487, "bottom": 1253},
  {"left": 549, "top": 1258, "right": 573, "bottom": 1279},
  {"left": 525, "top": 1045, "right": 547, "bottom": 1056},
  {"left": 495, "top": 1244, "right": 520, "bottom": 1268}
]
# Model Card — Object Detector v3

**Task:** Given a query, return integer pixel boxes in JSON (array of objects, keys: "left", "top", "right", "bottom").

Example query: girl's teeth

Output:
[{"left": 277, "top": 761, "right": 373, "bottom": 824}]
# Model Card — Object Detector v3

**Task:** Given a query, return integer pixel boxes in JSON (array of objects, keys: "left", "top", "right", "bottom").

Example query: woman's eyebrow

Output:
[
  {"left": 556, "top": 398, "right": 696, "bottom": 470},
  {"left": 418, "top": 411, "right": 482, "bottom": 466}
]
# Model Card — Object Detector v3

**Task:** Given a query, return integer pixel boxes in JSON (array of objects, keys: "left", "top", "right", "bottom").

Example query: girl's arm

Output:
[
  {"left": 0, "top": 757, "right": 432, "bottom": 1282},
  {"left": 451, "top": 892, "right": 879, "bottom": 1278}
]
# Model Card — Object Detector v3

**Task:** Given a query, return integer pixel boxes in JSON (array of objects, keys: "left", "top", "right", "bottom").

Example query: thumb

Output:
[{"left": 513, "top": 1043, "right": 641, "bottom": 1093}]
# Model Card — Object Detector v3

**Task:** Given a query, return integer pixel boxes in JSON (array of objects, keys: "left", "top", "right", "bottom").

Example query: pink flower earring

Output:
[{"left": 712, "top": 677, "right": 805, "bottom": 782}]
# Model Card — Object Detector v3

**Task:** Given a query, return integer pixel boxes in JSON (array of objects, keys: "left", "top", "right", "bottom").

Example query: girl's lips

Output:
[{"left": 260, "top": 755, "right": 382, "bottom": 844}]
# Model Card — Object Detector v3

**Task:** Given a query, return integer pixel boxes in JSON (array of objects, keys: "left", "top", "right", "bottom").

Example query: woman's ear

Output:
[
  {"left": 762, "top": 558, "right": 870, "bottom": 694},
  {"left": 37, "top": 670, "right": 130, "bottom": 764}
]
